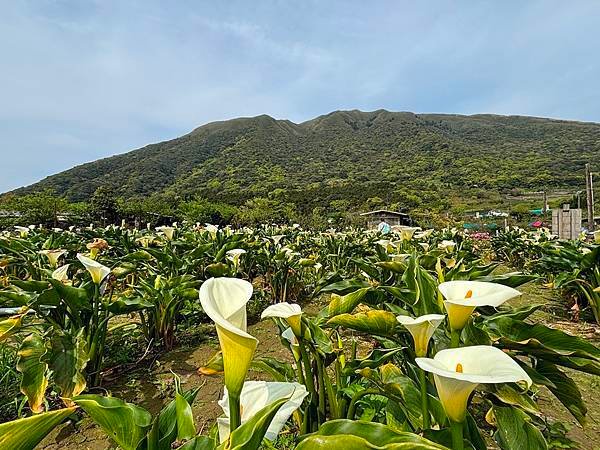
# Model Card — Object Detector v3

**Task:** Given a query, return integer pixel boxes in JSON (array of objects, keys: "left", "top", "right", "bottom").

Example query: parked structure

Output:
[
  {"left": 360, "top": 210, "right": 412, "bottom": 229},
  {"left": 552, "top": 204, "right": 582, "bottom": 240}
]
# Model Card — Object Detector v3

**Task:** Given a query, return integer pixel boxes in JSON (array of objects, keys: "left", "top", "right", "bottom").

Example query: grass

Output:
[{"left": 0, "top": 343, "right": 22, "bottom": 422}]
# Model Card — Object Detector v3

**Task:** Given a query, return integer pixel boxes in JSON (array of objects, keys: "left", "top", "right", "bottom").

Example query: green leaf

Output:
[
  {"left": 178, "top": 436, "right": 217, "bottom": 450},
  {"left": 488, "top": 384, "right": 539, "bottom": 416},
  {"left": 107, "top": 296, "right": 153, "bottom": 314},
  {"left": 492, "top": 406, "right": 547, "bottom": 450},
  {"left": 175, "top": 376, "right": 196, "bottom": 441},
  {"left": 0, "top": 314, "right": 22, "bottom": 341},
  {"left": 327, "top": 310, "right": 398, "bottom": 336},
  {"left": 534, "top": 361, "right": 587, "bottom": 425},
  {"left": 0, "top": 407, "right": 76, "bottom": 450},
  {"left": 485, "top": 316, "right": 600, "bottom": 360},
  {"left": 48, "top": 279, "right": 91, "bottom": 312},
  {"left": 297, "top": 419, "right": 447, "bottom": 449},
  {"left": 328, "top": 287, "right": 371, "bottom": 317},
  {"left": 74, "top": 394, "right": 152, "bottom": 450},
  {"left": 476, "top": 272, "right": 538, "bottom": 288},
  {"left": 154, "top": 387, "right": 200, "bottom": 450},
  {"left": 17, "top": 333, "right": 49, "bottom": 413},
  {"left": 48, "top": 330, "right": 89, "bottom": 399},
  {"left": 218, "top": 396, "right": 288, "bottom": 450}
]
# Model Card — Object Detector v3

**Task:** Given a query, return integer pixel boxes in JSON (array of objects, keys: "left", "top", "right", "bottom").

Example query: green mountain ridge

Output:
[{"left": 11, "top": 109, "right": 600, "bottom": 214}]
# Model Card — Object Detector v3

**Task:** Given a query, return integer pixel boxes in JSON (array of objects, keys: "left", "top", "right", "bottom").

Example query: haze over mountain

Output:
[{"left": 11, "top": 110, "right": 600, "bottom": 211}]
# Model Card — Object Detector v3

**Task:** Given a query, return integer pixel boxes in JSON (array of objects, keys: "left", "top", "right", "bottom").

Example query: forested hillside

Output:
[{"left": 11, "top": 110, "right": 600, "bottom": 219}]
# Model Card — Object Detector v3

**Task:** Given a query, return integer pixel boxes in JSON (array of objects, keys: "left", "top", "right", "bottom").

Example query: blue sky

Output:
[{"left": 2, "top": 0, "right": 600, "bottom": 192}]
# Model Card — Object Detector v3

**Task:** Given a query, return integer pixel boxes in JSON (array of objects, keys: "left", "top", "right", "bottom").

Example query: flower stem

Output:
[
  {"left": 450, "top": 420, "right": 463, "bottom": 450},
  {"left": 229, "top": 393, "right": 242, "bottom": 433},
  {"left": 450, "top": 329, "right": 461, "bottom": 348},
  {"left": 419, "top": 368, "right": 430, "bottom": 430}
]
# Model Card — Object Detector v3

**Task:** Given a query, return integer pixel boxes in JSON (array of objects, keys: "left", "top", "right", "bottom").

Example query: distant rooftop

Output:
[{"left": 360, "top": 210, "right": 410, "bottom": 217}]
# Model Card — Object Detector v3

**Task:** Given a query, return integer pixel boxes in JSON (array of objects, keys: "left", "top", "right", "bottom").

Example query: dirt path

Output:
[{"left": 40, "top": 319, "right": 291, "bottom": 450}]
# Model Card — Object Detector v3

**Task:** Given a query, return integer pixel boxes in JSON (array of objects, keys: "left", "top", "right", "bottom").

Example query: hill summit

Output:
[{"left": 12, "top": 110, "right": 600, "bottom": 213}]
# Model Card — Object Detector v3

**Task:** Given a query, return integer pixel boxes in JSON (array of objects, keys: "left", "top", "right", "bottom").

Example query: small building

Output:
[
  {"left": 360, "top": 210, "right": 412, "bottom": 229},
  {"left": 552, "top": 204, "right": 581, "bottom": 240}
]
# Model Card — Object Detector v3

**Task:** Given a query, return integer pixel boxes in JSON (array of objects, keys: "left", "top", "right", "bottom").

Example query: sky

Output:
[{"left": 1, "top": 0, "right": 600, "bottom": 192}]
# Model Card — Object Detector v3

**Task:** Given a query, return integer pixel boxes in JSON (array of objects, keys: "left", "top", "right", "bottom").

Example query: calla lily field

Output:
[{"left": 0, "top": 222, "right": 599, "bottom": 449}]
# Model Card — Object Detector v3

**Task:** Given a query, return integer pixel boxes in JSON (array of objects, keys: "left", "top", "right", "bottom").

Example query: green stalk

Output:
[
  {"left": 450, "top": 329, "right": 461, "bottom": 348},
  {"left": 299, "top": 343, "right": 318, "bottom": 406},
  {"left": 229, "top": 393, "right": 242, "bottom": 433},
  {"left": 450, "top": 420, "right": 463, "bottom": 450},
  {"left": 419, "top": 368, "right": 430, "bottom": 429},
  {"left": 314, "top": 353, "right": 327, "bottom": 423},
  {"left": 346, "top": 389, "right": 380, "bottom": 419}
]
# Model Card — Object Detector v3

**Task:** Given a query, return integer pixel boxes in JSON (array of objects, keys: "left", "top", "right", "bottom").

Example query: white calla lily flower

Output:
[
  {"left": 439, "top": 281, "right": 521, "bottom": 331},
  {"left": 156, "top": 226, "right": 175, "bottom": 240},
  {"left": 261, "top": 302, "right": 302, "bottom": 336},
  {"left": 226, "top": 249, "right": 247, "bottom": 268},
  {"left": 51, "top": 264, "right": 70, "bottom": 283},
  {"left": 217, "top": 381, "right": 308, "bottom": 443},
  {"left": 416, "top": 345, "right": 531, "bottom": 423},
  {"left": 199, "top": 277, "right": 257, "bottom": 397},
  {"left": 205, "top": 224, "right": 219, "bottom": 238},
  {"left": 77, "top": 254, "right": 111, "bottom": 285},
  {"left": 396, "top": 314, "right": 445, "bottom": 357},
  {"left": 14, "top": 226, "right": 30, "bottom": 237},
  {"left": 399, "top": 227, "right": 420, "bottom": 241},
  {"left": 281, "top": 327, "right": 301, "bottom": 361},
  {"left": 40, "top": 249, "right": 66, "bottom": 267},
  {"left": 438, "top": 240, "right": 456, "bottom": 253}
]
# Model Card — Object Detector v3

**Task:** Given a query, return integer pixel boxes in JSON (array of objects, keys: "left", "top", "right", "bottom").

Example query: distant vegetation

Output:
[{"left": 4, "top": 110, "right": 600, "bottom": 227}]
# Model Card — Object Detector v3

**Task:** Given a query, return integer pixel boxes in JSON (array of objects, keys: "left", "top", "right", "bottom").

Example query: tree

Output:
[{"left": 90, "top": 186, "right": 119, "bottom": 225}]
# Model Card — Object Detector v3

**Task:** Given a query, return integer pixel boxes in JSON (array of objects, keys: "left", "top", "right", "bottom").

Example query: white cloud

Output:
[{"left": 1, "top": 0, "right": 600, "bottom": 191}]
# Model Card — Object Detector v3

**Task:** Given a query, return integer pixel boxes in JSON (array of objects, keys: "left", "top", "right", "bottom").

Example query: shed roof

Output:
[{"left": 360, "top": 210, "right": 409, "bottom": 217}]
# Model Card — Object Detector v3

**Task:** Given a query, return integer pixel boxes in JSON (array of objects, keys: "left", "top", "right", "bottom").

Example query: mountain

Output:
[{"left": 11, "top": 110, "right": 600, "bottom": 213}]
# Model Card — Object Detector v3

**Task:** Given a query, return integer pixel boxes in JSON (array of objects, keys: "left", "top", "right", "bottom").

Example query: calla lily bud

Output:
[
  {"left": 396, "top": 314, "right": 445, "bottom": 357},
  {"left": 200, "top": 277, "right": 258, "bottom": 398}
]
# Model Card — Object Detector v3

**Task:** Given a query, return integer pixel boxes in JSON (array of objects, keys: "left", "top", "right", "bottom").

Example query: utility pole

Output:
[{"left": 586, "top": 163, "right": 595, "bottom": 232}]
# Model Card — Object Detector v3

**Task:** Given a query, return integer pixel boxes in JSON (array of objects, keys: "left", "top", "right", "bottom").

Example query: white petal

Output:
[
  {"left": 416, "top": 345, "right": 532, "bottom": 386},
  {"left": 261, "top": 302, "right": 302, "bottom": 320},
  {"left": 438, "top": 280, "right": 521, "bottom": 307},
  {"left": 199, "top": 277, "right": 254, "bottom": 335}
]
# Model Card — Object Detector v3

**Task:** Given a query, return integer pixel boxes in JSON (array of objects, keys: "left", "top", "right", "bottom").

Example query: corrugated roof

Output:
[{"left": 360, "top": 210, "right": 409, "bottom": 217}]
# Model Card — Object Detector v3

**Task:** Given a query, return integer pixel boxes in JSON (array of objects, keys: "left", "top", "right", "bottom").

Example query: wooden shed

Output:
[{"left": 360, "top": 210, "right": 412, "bottom": 229}]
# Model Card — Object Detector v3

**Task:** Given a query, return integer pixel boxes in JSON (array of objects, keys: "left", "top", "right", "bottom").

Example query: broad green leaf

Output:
[
  {"left": 319, "top": 279, "right": 371, "bottom": 294},
  {"left": 178, "top": 436, "right": 217, "bottom": 450},
  {"left": 476, "top": 272, "right": 537, "bottom": 288},
  {"left": 485, "top": 316, "right": 600, "bottom": 360},
  {"left": 176, "top": 390, "right": 196, "bottom": 440},
  {"left": 107, "top": 296, "right": 153, "bottom": 314},
  {"left": 48, "top": 279, "right": 91, "bottom": 312},
  {"left": 252, "top": 357, "right": 296, "bottom": 382},
  {"left": 488, "top": 384, "right": 539, "bottom": 416},
  {"left": 328, "top": 310, "right": 398, "bottom": 336},
  {"left": 0, "top": 314, "right": 22, "bottom": 341},
  {"left": 218, "top": 396, "right": 288, "bottom": 450},
  {"left": 48, "top": 330, "right": 89, "bottom": 399},
  {"left": 74, "top": 394, "right": 152, "bottom": 450},
  {"left": 297, "top": 419, "right": 447, "bottom": 449},
  {"left": 534, "top": 361, "right": 587, "bottom": 425},
  {"left": 0, "top": 407, "right": 76, "bottom": 450},
  {"left": 342, "top": 348, "right": 403, "bottom": 376},
  {"left": 492, "top": 406, "right": 547, "bottom": 450},
  {"left": 17, "top": 333, "right": 48, "bottom": 413},
  {"left": 329, "top": 287, "right": 371, "bottom": 316},
  {"left": 154, "top": 387, "right": 200, "bottom": 450}
]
